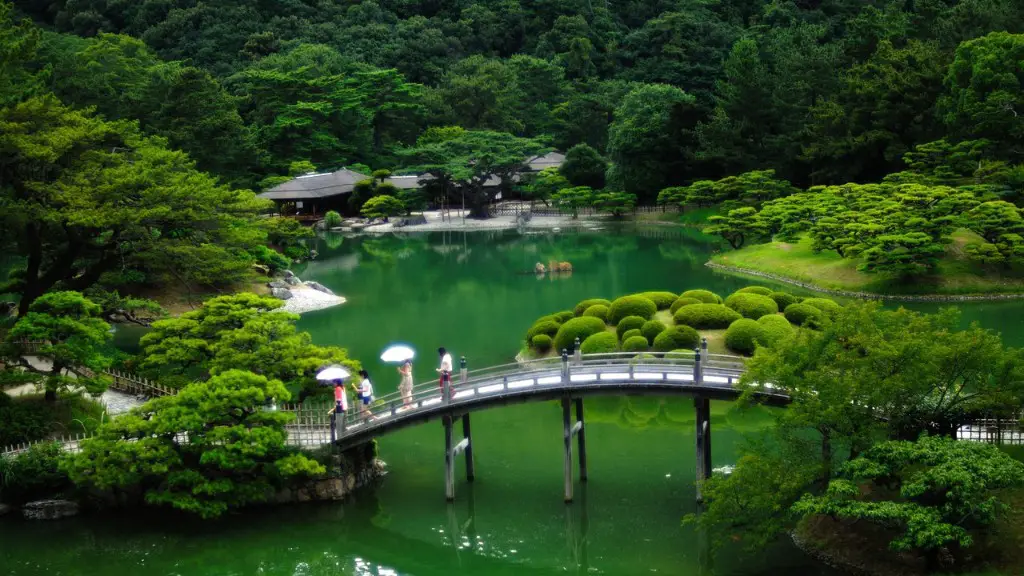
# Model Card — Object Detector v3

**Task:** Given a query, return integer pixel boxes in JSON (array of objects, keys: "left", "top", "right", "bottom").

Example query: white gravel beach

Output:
[
  {"left": 279, "top": 284, "right": 347, "bottom": 314},
  {"left": 354, "top": 209, "right": 605, "bottom": 233}
]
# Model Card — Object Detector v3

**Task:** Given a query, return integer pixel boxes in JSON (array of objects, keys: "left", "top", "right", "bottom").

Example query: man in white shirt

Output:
[{"left": 437, "top": 347, "right": 453, "bottom": 391}]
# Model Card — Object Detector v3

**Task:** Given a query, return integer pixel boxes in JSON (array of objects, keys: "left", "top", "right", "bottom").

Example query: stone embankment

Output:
[
  {"left": 706, "top": 262, "right": 1024, "bottom": 303},
  {"left": 267, "top": 270, "right": 346, "bottom": 314},
  {"left": 274, "top": 459, "right": 387, "bottom": 504}
]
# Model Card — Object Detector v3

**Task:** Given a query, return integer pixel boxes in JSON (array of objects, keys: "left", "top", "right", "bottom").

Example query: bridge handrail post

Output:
[
  {"left": 329, "top": 411, "right": 337, "bottom": 443},
  {"left": 561, "top": 349, "right": 570, "bottom": 385},
  {"left": 573, "top": 338, "right": 582, "bottom": 365},
  {"left": 701, "top": 337, "right": 708, "bottom": 358},
  {"left": 693, "top": 346, "right": 703, "bottom": 386},
  {"left": 460, "top": 356, "right": 467, "bottom": 388}
]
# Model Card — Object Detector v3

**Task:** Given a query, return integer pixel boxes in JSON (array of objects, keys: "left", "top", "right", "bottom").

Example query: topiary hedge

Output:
[
  {"left": 573, "top": 298, "right": 611, "bottom": 317},
  {"left": 637, "top": 291, "right": 677, "bottom": 310},
  {"left": 526, "top": 320, "right": 560, "bottom": 342},
  {"left": 801, "top": 297, "right": 841, "bottom": 316},
  {"left": 553, "top": 311, "right": 575, "bottom": 323},
  {"left": 621, "top": 328, "right": 643, "bottom": 342},
  {"left": 622, "top": 335, "right": 650, "bottom": 352},
  {"left": 641, "top": 320, "right": 666, "bottom": 344},
  {"left": 531, "top": 334, "right": 553, "bottom": 353},
  {"left": 607, "top": 295, "right": 657, "bottom": 325},
  {"left": 554, "top": 316, "right": 607, "bottom": 352},
  {"left": 724, "top": 319, "right": 768, "bottom": 355},
  {"left": 616, "top": 315, "right": 646, "bottom": 340},
  {"left": 768, "top": 291, "right": 800, "bottom": 311},
  {"left": 724, "top": 293, "right": 779, "bottom": 320},
  {"left": 757, "top": 314, "right": 794, "bottom": 347},
  {"left": 680, "top": 289, "right": 721, "bottom": 304},
  {"left": 673, "top": 304, "right": 742, "bottom": 329},
  {"left": 736, "top": 286, "right": 773, "bottom": 296},
  {"left": 582, "top": 304, "right": 609, "bottom": 323},
  {"left": 670, "top": 297, "right": 702, "bottom": 314},
  {"left": 784, "top": 303, "right": 828, "bottom": 328},
  {"left": 653, "top": 325, "right": 700, "bottom": 352},
  {"left": 580, "top": 332, "right": 618, "bottom": 354}
]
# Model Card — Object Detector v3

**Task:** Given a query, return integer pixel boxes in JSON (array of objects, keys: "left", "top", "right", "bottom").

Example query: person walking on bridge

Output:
[
  {"left": 437, "top": 347, "right": 453, "bottom": 393},
  {"left": 358, "top": 370, "right": 374, "bottom": 420},
  {"left": 333, "top": 380, "right": 348, "bottom": 417},
  {"left": 397, "top": 359, "right": 413, "bottom": 407}
]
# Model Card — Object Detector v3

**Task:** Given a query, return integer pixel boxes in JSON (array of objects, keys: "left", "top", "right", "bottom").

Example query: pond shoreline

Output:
[{"left": 706, "top": 262, "right": 1024, "bottom": 302}]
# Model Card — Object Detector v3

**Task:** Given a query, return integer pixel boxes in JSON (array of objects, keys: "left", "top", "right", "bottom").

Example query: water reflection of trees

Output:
[{"left": 583, "top": 396, "right": 775, "bottom": 432}]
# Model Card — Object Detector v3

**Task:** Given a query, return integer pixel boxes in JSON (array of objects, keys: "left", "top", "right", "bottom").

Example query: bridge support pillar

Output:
[
  {"left": 575, "top": 398, "right": 587, "bottom": 482},
  {"left": 694, "top": 397, "right": 712, "bottom": 503},
  {"left": 562, "top": 397, "right": 573, "bottom": 502},
  {"left": 444, "top": 415, "right": 455, "bottom": 501},
  {"left": 462, "top": 413, "right": 475, "bottom": 482}
]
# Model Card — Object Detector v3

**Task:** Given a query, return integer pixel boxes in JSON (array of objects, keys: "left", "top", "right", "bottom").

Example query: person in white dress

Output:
[{"left": 398, "top": 360, "right": 413, "bottom": 406}]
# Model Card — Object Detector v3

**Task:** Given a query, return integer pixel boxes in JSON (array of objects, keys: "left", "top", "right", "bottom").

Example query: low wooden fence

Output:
[{"left": 0, "top": 433, "right": 94, "bottom": 457}]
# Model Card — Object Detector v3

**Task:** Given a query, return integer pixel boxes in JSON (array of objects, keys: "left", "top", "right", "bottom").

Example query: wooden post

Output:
[
  {"left": 462, "top": 414, "right": 475, "bottom": 482},
  {"left": 575, "top": 398, "right": 587, "bottom": 482},
  {"left": 444, "top": 415, "right": 455, "bottom": 501},
  {"left": 562, "top": 397, "right": 573, "bottom": 502}
]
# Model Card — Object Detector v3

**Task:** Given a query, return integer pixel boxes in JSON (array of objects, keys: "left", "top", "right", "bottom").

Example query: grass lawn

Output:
[{"left": 711, "top": 230, "right": 1024, "bottom": 296}]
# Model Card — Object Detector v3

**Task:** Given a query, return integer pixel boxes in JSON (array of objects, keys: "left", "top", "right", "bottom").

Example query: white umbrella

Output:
[
  {"left": 316, "top": 366, "right": 351, "bottom": 381},
  {"left": 380, "top": 345, "right": 415, "bottom": 363}
]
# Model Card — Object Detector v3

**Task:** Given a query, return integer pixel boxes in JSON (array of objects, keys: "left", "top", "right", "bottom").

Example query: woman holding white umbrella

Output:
[{"left": 381, "top": 345, "right": 415, "bottom": 408}]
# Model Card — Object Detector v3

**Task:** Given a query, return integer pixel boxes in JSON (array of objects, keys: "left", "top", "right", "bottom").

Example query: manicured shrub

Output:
[
  {"left": 637, "top": 291, "right": 677, "bottom": 310},
  {"left": 621, "top": 328, "right": 643, "bottom": 342},
  {"left": 670, "top": 297, "right": 702, "bottom": 314},
  {"left": 725, "top": 319, "right": 768, "bottom": 355},
  {"left": 653, "top": 325, "right": 700, "bottom": 352},
  {"left": 680, "top": 289, "right": 722, "bottom": 304},
  {"left": 801, "top": 297, "right": 841, "bottom": 316},
  {"left": 526, "top": 320, "right": 560, "bottom": 342},
  {"left": 622, "top": 336, "right": 650, "bottom": 352},
  {"left": 641, "top": 320, "right": 666, "bottom": 344},
  {"left": 323, "top": 210, "right": 342, "bottom": 228},
  {"left": 616, "top": 315, "right": 646, "bottom": 339},
  {"left": 573, "top": 298, "right": 611, "bottom": 317},
  {"left": 757, "top": 314, "right": 794, "bottom": 347},
  {"left": 784, "top": 303, "right": 828, "bottom": 328},
  {"left": 673, "top": 304, "right": 742, "bottom": 329},
  {"left": 554, "top": 311, "right": 575, "bottom": 323},
  {"left": 724, "top": 293, "right": 779, "bottom": 320},
  {"left": 607, "top": 295, "right": 657, "bottom": 325},
  {"left": 583, "top": 304, "right": 609, "bottom": 323},
  {"left": 666, "top": 349, "right": 696, "bottom": 360},
  {"left": 531, "top": 334, "right": 553, "bottom": 353},
  {"left": 736, "top": 286, "right": 773, "bottom": 296},
  {"left": 580, "top": 332, "right": 618, "bottom": 354},
  {"left": 768, "top": 291, "right": 800, "bottom": 310},
  {"left": 554, "top": 316, "right": 608, "bottom": 352}
]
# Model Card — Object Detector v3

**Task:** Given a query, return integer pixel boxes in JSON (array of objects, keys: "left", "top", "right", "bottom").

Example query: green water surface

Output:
[{"left": 3, "top": 225, "right": 1022, "bottom": 576}]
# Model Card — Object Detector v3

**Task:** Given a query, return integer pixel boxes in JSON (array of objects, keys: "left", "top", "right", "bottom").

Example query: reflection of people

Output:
[
  {"left": 398, "top": 360, "right": 413, "bottom": 406},
  {"left": 358, "top": 370, "right": 374, "bottom": 418},
  {"left": 437, "top": 347, "right": 453, "bottom": 391}
]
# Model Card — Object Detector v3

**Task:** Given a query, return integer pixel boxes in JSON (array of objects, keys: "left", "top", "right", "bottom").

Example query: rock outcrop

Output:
[{"left": 22, "top": 499, "right": 79, "bottom": 520}]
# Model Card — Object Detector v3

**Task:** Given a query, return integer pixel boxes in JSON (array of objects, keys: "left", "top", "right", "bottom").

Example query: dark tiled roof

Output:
[
  {"left": 525, "top": 152, "right": 565, "bottom": 172},
  {"left": 384, "top": 174, "right": 435, "bottom": 189},
  {"left": 257, "top": 168, "right": 369, "bottom": 200}
]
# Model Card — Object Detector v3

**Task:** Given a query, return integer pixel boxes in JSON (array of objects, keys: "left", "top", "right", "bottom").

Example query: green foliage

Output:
[
  {"left": 680, "top": 290, "right": 722, "bottom": 304},
  {"left": 526, "top": 320, "right": 561, "bottom": 342},
  {"left": 725, "top": 319, "right": 767, "bottom": 355},
  {"left": 670, "top": 297, "right": 702, "bottom": 314},
  {"left": 756, "top": 315, "right": 794, "bottom": 348},
  {"left": 360, "top": 195, "right": 406, "bottom": 219},
  {"left": 582, "top": 304, "right": 609, "bottom": 323},
  {"left": 550, "top": 186, "right": 594, "bottom": 219},
  {"left": 963, "top": 201, "right": 1024, "bottom": 266},
  {"left": 607, "top": 295, "right": 657, "bottom": 325},
  {"left": 735, "top": 286, "right": 772, "bottom": 296},
  {"left": 66, "top": 370, "right": 326, "bottom": 518},
  {"left": 579, "top": 332, "right": 618, "bottom": 354},
  {"left": 652, "top": 325, "right": 699, "bottom": 352},
  {"left": 573, "top": 298, "right": 611, "bottom": 317},
  {"left": 724, "top": 293, "right": 779, "bottom": 320},
  {"left": 621, "top": 329, "right": 643, "bottom": 342},
  {"left": 527, "top": 167, "right": 569, "bottom": 204},
  {"left": 531, "top": 334, "right": 552, "bottom": 353},
  {"left": 615, "top": 316, "right": 646, "bottom": 340},
  {"left": 553, "top": 311, "right": 575, "bottom": 323},
  {"left": 323, "top": 210, "right": 342, "bottom": 228},
  {"left": 705, "top": 207, "right": 766, "bottom": 250},
  {"left": 553, "top": 316, "right": 607, "bottom": 353},
  {"left": 592, "top": 191, "right": 637, "bottom": 217},
  {"left": 800, "top": 297, "right": 841, "bottom": 316},
  {"left": 640, "top": 320, "right": 666, "bottom": 345},
  {"left": 0, "top": 393, "right": 105, "bottom": 446},
  {"left": 768, "top": 291, "right": 800, "bottom": 310},
  {"left": 559, "top": 144, "right": 606, "bottom": 189},
  {"left": 622, "top": 336, "right": 649, "bottom": 352},
  {"left": 783, "top": 303, "right": 828, "bottom": 329},
  {"left": 0, "top": 442, "right": 72, "bottom": 504},
  {"left": 673, "top": 304, "right": 742, "bottom": 329},
  {"left": 636, "top": 291, "right": 677, "bottom": 310}
]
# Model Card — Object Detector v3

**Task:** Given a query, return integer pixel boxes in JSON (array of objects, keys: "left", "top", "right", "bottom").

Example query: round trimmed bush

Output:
[
  {"left": 680, "top": 289, "right": 722, "bottom": 304},
  {"left": 736, "top": 286, "right": 773, "bottom": 296},
  {"left": 670, "top": 297, "right": 702, "bottom": 314},
  {"left": 768, "top": 291, "right": 800, "bottom": 311},
  {"left": 725, "top": 319, "right": 768, "bottom": 355},
  {"left": 582, "top": 304, "right": 609, "bottom": 323},
  {"left": 724, "top": 293, "right": 779, "bottom": 320},
  {"left": 553, "top": 311, "right": 575, "bottom": 323},
  {"left": 607, "top": 295, "right": 657, "bottom": 325},
  {"left": 621, "top": 328, "right": 643, "bottom": 342},
  {"left": 637, "top": 291, "right": 677, "bottom": 310},
  {"left": 573, "top": 298, "right": 611, "bottom": 317},
  {"left": 801, "top": 297, "right": 841, "bottom": 316},
  {"left": 653, "top": 325, "right": 700, "bottom": 352},
  {"left": 784, "top": 303, "right": 828, "bottom": 328},
  {"left": 673, "top": 304, "right": 742, "bottom": 329},
  {"left": 757, "top": 314, "right": 794, "bottom": 347},
  {"left": 622, "top": 336, "right": 650, "bottom": 352},
  {"left": 526, "top": 320, "right": 560, "bottom": 341},
  {"left": 666, "top": 349, "right": 696, "bottom": 360},
  {"left": 640, "top": 320, "right": 666, "bottom": 344},
  {"left": 531, "top": 334, "right": 553, "bottom": 353},
  {"left": 580, "top": 332, "right": 618, "bottom": 354},
  {"left": 616, "top": 315, "right": 646, "bottom": 340},
  {"left": 554, "top": 316, "right": 607, "bottom": 352}
]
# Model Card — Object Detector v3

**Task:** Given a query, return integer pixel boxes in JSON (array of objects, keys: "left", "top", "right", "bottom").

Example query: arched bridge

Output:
[{"left": 328, "top": 345, "right": 781, "bottom": 503}]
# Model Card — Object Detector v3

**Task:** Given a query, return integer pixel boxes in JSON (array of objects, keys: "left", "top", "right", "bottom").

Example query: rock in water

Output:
[
  {"left": 268, "top": 280, "right": 288, "bottom": 289},
  {"left": 284, "top": 275, "right": 302, "bottom": 286},
  {"left": 0, "top": 503, "right": 11, "bottom": 517},
  {"left": 271, "top": 287, "right": 293, "bottom": 300},
  {"left": 305, "top": 281, "right": 335, "bottom": 295},
  {"left": 22, "top": 499, "right": 79, "bottom": 520},
  {"left": 283, "top": 270, "right": 295, "bottom": 278}
]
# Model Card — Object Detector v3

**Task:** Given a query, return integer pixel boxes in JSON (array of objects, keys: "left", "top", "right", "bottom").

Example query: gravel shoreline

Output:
[
  {"left": 279, "top": 285, "right": 347, "bottom": 314},
  {"left": 349, "top": 210, "right": 605, "bottom": 233}
]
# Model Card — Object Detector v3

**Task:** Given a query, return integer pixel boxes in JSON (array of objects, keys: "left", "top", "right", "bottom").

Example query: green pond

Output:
[{"left": 3, "top": 225, "right": 1023, "bottom": 576}]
